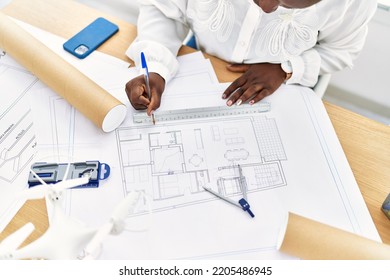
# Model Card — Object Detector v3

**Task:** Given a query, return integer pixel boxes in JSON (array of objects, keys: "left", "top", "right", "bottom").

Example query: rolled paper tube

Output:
[
  {"left": 278, "top": 212, "right": 390, "bottom": 259},
  {"left": 0, "top": 12, "right": 126, "bottom": 132}
]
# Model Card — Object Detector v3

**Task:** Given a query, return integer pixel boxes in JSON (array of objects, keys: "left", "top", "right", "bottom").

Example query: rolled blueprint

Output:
[
  {"left": 278, "top": 212, "right": 390, "bottom": 259},
  {"left": 0, "top": 12, "right": 126, "bottom": 132}
]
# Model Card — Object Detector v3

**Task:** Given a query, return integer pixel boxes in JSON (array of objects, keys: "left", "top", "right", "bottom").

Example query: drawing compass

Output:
[{"left": 203, "top": 165, "right": 255, "bottom": 218}]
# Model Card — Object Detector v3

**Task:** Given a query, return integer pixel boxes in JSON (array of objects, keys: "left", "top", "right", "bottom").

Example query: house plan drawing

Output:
[{"left": 116, "top": 115, "right": 287, "bottom": 215}]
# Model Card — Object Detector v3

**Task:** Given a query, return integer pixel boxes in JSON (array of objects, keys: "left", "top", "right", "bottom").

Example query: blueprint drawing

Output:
[
  {"left": 0, "top": 50, "right": 37, "bottom": 231},
  {"left": 95, "top": 85, "right": 381, "bottom": 260},
  {"left": 116, "top": 115, "right": 287, "bottom": 215}
]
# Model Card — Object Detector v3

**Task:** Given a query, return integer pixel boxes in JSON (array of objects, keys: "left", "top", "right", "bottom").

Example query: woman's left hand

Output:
[{"left": 223, "top": 63, "right": 287, "bottom": 106}]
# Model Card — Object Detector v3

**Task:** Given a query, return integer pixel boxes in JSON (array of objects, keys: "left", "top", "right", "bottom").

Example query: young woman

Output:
[{"left": 125, "top": 0, "right": 377, "bottom": 115}]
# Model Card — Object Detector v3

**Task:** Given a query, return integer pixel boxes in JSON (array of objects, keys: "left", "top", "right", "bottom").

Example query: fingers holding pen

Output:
[
  {"left": 125, "top": 72, "right": 165, "bottom": 114},
  {"left": 125, "top": 75, "right": 150, "bottom": 110},
  {"left": 147, "top": 90, "right": 161, "bottom": 116},
  {"left": 146, "top": 72, "right": 165, "bottom": 115}
]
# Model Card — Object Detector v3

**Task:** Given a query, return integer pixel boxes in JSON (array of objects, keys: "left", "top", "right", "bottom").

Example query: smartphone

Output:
[{"left": 63, "top": 17, "right": 119, "bottom": 59}]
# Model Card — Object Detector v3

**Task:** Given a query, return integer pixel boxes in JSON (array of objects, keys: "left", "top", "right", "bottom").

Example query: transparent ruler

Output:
[{"left": 132, "top": 102, "right": 271, "bottom": 124}]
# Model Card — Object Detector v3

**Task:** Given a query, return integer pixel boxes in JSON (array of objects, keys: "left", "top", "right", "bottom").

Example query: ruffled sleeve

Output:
[{"left": 126, "top": 0, "right": 190, "bottom": 83}]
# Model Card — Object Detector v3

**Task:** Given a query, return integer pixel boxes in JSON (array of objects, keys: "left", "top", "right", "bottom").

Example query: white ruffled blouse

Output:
[{"left": 127, "top": 0, "right": 377, "bottom": 87}]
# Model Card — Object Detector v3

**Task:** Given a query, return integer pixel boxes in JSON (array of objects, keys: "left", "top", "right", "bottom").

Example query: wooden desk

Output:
[{"left": 1, "top": 0, "right": 389, "bottom": 246}]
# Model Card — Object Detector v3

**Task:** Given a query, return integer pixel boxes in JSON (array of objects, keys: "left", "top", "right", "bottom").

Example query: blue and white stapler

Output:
[{"left": 28, "top": 161, "right": 110, "bottom": 188}]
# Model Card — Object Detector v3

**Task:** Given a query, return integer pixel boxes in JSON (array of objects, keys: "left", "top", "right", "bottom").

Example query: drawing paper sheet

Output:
[
  {"left": 0, "top": 50, "right": 36, "bottom": 232},
  {"left": 9, "top": 18, "right": 380, "bottom": 259},
  {"left": 98, "top": 85, "right": 381, "bottom": 260},
  {"left": 32, "top": 83, "right": 381, "bottom": 259}
]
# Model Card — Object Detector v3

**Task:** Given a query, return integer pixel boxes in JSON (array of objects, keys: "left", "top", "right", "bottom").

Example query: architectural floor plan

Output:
[
  {"left": 99, "top": 84, "right": 380, "bottom": 259},
  {"left": 116, "top": 115, "right": 287, "bottom": 215}
]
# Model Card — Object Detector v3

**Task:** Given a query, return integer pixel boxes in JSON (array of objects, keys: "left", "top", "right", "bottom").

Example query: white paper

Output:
[
  {"left": 96, "top": 85, "right": 380, "bottom": 259},
  {"left": 0, "top": 50, "right": 36, "bottom": 232}
]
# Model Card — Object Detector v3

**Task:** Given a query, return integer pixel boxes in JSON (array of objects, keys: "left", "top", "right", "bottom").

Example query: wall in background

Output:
[{"left": 325, "top": 5, "right": 390, "bottom": 119}]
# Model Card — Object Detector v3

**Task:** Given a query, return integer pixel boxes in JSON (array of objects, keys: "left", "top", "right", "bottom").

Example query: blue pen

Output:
[{"left": 140, "top": 52, "right": 155, "bottom": 124}]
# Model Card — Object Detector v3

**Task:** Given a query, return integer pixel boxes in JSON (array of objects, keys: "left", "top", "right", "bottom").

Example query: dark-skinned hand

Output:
[
  {"left": 222, "top": 63, "right": 287, "bottom": 106},
  {"left": 125, "top": 72, "right": 165, "bottom": 115}
]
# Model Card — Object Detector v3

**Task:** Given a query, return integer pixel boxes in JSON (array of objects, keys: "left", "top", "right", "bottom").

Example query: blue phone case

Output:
[{"left": 63, "top": 17, "right": 119, "bottom": 59}]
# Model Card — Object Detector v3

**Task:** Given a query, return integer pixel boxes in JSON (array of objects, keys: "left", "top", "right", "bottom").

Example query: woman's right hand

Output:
[{"left": 125, "top": 72, "right": 165, "bottom": 115}]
